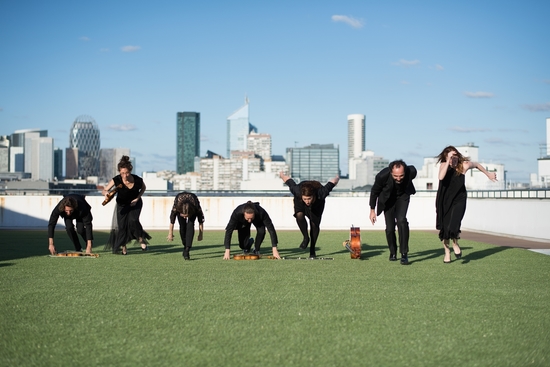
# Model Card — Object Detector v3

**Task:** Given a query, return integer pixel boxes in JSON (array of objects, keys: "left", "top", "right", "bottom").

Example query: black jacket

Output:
[
  {"left": 224, "top": 202, "right": 277, "bottom": 248},
  {"left": 369, "top": 165, "right": 417, "bottom": 216},
  {"left": 47, "top": 194, "right": 93, "bottom": 239}
]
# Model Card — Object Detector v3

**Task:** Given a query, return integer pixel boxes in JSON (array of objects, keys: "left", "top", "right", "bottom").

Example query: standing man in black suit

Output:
[
  {"left": 223, "top": 201, "right": 280, "bottom": 260},
  {"left": 369, "top": 160, "right": 417, "bottom": 265},
  {"left": 48, "top": 194, "right": 94, "bottom": 255}
]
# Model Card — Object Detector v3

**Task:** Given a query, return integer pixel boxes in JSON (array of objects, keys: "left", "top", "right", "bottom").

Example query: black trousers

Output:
[
  {"left": 382, "top": 194, "right": 410, "bottom": 256},
  {"left": 237, "top": 223, "right": 266, "bottom": 251},
  {"left": 177, "top": 215, "right": 197, "bottom": 248},
  {"left": 64, "top": 218, "right": 89, "bottom": 251}
]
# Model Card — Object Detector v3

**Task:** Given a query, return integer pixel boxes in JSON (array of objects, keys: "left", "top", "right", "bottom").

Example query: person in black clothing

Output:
[
  {"left": 167, "top": 192, "right": 205, "bottom": 260},
  {"left": 102, "top": 155, "right": 150, "bottom": 255},
  {"left": 223, "top": 201, "right": 280, "bottom": 260},
  {"left": 436, "top": 146, "right": 497, "bottom": 263},
  {"left": 48, "top": 194, "right": 94, "bottom": 255},
  {"left": 279, "top": 172, "right": 340, "bottom": 259},
  {"left": 369, "top": 159, "right": 417, "bottom": 265}
]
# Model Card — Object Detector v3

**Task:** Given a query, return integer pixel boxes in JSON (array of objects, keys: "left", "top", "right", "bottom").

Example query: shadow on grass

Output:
[{"left": 409, "top": 245, "right": 510, "bottom": 264}]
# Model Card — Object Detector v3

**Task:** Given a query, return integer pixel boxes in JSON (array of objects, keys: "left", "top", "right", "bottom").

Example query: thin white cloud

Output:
[
  {"left": 484, "top": 137, "right": 509, "bottom": 145},
  {"left": 392, "top": 59, "right": 420, "bottom": 67},
  {"left": 521, "top": 102, "right": 550, "bottom": 112},
  {"left": 100, "top": 48, "right": 110, "bottom": 52},
  {"left": 108, "top": 124, "right": 137, "bottom": 131},
  {"left": 435, "top": 64, "right": 444, "bottom": 71},
  {"left": 79, "top": 36, "right": 90, "bottom": 41},
  {"left": 448, "top": 126, "right": 491, "bottom": 133},
  {"left": 331, "top": 15, "right": 364, "bottom": 29},
  {"left": 402, "top": 150, "right": 423, "bottom": 157},
  {"left": 464, "top": 91, "right": 494, "bottom": 98},
  {"left": 497, "top": 128, "right": 528, "bottom": 133},
  {"left": 121, "top": 45, "right": 141, "bottom": 52}
]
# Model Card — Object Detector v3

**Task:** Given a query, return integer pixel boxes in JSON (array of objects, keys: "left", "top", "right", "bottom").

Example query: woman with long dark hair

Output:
[
  {"left": 102, "top": 155, "right": 151, "bottom": 255},
  {"left": 436, "top": 146, "right": 497, "bottom": 263}
]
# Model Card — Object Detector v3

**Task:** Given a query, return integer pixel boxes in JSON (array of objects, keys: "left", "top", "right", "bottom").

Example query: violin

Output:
[{"left": 102, "top": 184, "right": 123, "bottom": 206}]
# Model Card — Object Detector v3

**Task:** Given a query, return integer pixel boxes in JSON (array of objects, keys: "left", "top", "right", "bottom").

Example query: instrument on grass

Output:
[
  {"left": 50, "top": 251, "right": 99, "bottom": 258},
  {"left": 102, "top": 184, "right": 123, "bottom": 206},
  {"left": 343, "top": 225, "right": 361, "bottom": 259},
  {"left": 233, "top": 253, "right": 260, "bottom": 260},
  {"left": 268, "top": 256, "right": 334, "bottom": 260}
]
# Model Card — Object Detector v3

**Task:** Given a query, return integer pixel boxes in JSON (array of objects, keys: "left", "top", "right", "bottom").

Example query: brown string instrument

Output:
[
  {"left": 102, "top": 184, "right": 123, "bottom": 206},
  {"left": 343, "top": 225, "right": 361, "bottom": 259},
  {"left": 51, "top": 251, "right": 99, "bottom": 258},
  {"left": 233, "top": 253, "right": 260, "bottom": 260}
]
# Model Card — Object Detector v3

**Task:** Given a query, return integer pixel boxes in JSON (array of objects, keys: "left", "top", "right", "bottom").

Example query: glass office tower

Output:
[
  {"left": 227, "top": 99, "right": 257, "bottom": 157},
  {"left": 69, "top": 115, "right": 100, "bottom": 178},
  {"left": 176, "top": 112, "right": 200, "bottom": 174},
  {"left": 286, "top": 144, "right": 340, "bottom": 182}
]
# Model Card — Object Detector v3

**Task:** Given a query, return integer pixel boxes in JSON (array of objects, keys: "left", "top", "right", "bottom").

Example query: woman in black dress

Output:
[
  {"left": 167, "top": 192, "right": 204, "bottom": 260},
  {"left": 103, "top": 155, "right": 151, "bottom": 255},
  {"left": 280, "top": 171, "right": 339, "bottom": 258},
  {"left": 436, "top": 146, "right": 497, "bottom": 263}
]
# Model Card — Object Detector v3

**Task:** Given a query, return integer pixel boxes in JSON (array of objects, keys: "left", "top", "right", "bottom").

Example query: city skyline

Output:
[{"left": 1, "top": 1, "right": 549, "bottom": 182}]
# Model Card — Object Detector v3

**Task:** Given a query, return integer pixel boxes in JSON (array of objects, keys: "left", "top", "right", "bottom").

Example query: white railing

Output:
[{"left": 1, "top": 192, "right": 549, "bottom": 243}]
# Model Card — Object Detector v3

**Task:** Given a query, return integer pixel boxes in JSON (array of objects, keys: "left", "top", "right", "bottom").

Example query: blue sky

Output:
[{"left": 1, "top": 0, "right": 549, "bottom": 182}]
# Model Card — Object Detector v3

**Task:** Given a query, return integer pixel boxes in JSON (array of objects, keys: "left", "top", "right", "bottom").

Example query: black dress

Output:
[
  {"left": 436, "top": 167, "right": 467, "bottom": 241},
  {"left": 105, "top": 174, "right": 151, "bottom": 253}
]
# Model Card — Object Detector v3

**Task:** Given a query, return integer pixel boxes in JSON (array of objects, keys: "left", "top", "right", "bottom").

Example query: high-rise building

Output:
[
  {"left": 53, "top": 148, "right": 63, "bottom": 179},
  {"left": 199, "top": 151, "right": 261, "bottom": 190},
  {"left": 65, "top": 148, "right": 78, "bottom": 178},
  {"left": 176, "top": 112, "right": 200, "bottom": 174},
  {"left": 12, "top": 129, "right": 48, "bottom": 174},
  {"left": 348, "top": 114, "right": 365, "bottom": 176},
  {"left": 227, "top": 98, "right": 257, "bottom": 157},
  {"left": 247, "top": 132, "right": 272, "bottom": 161},
  {"left": 68, "top": 115, "right": 100, "bottom": 178},
  {"left": 0, "top": 136, "right": 9, "bottom": 172},
  {"left": 30, "top": 137, "right": 54, "bottom": 181},
  {"left": 99, "top": 148, "right": 131, "bottom": 182},
  {"left": 286, "top": 144, "right": 340, "bottom": 182},
  {"left": 9, "top": 146, "right": 23, "bottom": 172}
]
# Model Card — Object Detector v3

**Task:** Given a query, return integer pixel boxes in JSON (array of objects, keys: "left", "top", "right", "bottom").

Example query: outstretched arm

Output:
[
  {"left": 466, "top": 161, "right": 498, "bottom": 181},
  {"left": 279, "top": 171, "right": 290, "bottom": 182}
]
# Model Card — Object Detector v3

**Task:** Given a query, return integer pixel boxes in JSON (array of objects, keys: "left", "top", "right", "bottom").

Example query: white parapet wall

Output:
[{"left": 0, "top": 194, "right": 548, "bottom": 243}]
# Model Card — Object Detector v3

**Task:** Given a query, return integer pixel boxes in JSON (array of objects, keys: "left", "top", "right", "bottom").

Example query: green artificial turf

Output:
[{"left": 1, "top": 229, "right": 549, "bottom": 367}]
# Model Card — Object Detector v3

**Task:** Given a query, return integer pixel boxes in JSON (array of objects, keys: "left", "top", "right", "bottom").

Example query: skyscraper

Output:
[
  {"left": 0, "top": 136, "right": 9, "bottom": 172},
  {"left": 176, "top": 112, "right": 200, "bottom": 174},
  {"left": 53, "top": 148, "right": 63, "bottom": 179},
  {"left": 68, "top": 115, "right": 100, "bottom": 178},
  {"left": 286, "top": 144, "right": 340, "bottom": 182},
  {"left": 348, "top": 114, "right": 365, "bottom": 168},
  {"left": 227, "top": 98, "right": 257, "bottom": 157},
  {"left": 30, "top": 137, "right": 54, "bottom": 181},
  {"left": 100, "top": 148, "right": 131, "bottom": 181},
  {"left": 11, "top": 129, "right": 48, "bottom": 174}
]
